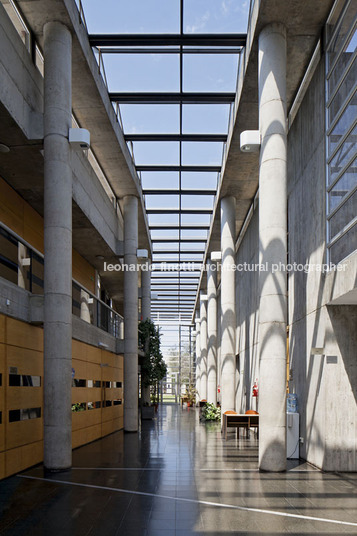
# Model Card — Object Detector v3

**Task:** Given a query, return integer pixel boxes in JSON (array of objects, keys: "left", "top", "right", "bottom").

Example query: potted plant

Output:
[
  {"left": 185, "top": 384, "right": 197, "bottom": 407},
  {"left": 138, "top": 319, "right": 167, "bottom": 416}
]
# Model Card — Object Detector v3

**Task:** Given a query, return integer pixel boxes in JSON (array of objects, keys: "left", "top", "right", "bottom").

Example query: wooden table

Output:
[{"left": 222, "top": 413, "right": 259, "bottom": 441}]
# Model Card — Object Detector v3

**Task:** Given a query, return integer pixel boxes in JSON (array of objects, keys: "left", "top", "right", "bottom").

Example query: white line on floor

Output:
[
  {"left": 17, "top": 474, "right": 357, "bottom": 528},
  {"left": 71, "top": 467, "right": 319, "bottom": 474}
]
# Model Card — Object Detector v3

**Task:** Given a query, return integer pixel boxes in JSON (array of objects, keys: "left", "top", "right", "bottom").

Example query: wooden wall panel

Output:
[
  {"left": 6, "top": 317, "right": 43, "bottom": 352},
  {"left": 73, "top": 249, "right": 95, "bottom": 294},
  {"left": 0, "top": 316, "right": 123, "bottom": 480},
  {"left": 0, "top": 343, "right": 5, "bottom": 454},
  {"left": 5, "top": 441, "right": 43, "bottom": 478}
]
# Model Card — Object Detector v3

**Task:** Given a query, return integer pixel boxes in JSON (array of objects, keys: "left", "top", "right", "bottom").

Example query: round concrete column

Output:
[
  {"left": 124, "top": 195, "right": 139, "bottom": 432},
  {"left": 220, "top": 196, "right": 236, "bottom": 415},
  {"left": 80, "top": 290, "right": 91, "bottom": 323},
  {"left": 195, "top": 317, "right": 201, "bottom": 401},
  {"left": 141, "top": 264, "right": 151, "bottom": 405},
  {"left": 43, "top": 21, "right": 72, "bottom": 471},
  {"left": 207, "top": 259, "right": 217, "bottom": 405},
  {"left": 200, "top": 294, "right": 208, "bottom": 401},
  {"left": 258, "top": 23, "right": 287, "bottom": 472}
]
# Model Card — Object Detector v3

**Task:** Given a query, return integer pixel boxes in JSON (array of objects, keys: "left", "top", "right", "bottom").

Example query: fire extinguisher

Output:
[{"left": 252, "top": 379, "right": 258, "bottom": 397}]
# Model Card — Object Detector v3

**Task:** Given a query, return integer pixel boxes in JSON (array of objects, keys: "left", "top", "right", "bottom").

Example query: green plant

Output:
[
  {"left": 71, "top": 403, "right": 85, "bottom": 412},
  {"left": 138, "top": 319, "right": 167, "bottom": 403},
  {"left": 201, "top": 402, "right": 221, "bottom": 421},
  {"left": 185, "top": 384, "right": 197, "bottom": 404}
]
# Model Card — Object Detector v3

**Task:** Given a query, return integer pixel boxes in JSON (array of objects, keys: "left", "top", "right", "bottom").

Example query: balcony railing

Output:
[{"left": 0, "top": 222, "right": 123, "bottom": 338}]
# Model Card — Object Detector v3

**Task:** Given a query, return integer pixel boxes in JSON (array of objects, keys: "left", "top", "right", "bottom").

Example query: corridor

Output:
[{"left": 0, "top": 405, "right": 357, "bottom": 535}]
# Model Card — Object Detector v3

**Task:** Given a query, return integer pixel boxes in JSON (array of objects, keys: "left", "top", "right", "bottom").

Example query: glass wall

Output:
[{"left": 326, "top": 0, "right": 357, "bottom": 264}]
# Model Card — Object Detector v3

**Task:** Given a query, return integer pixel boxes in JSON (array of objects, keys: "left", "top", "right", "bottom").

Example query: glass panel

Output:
[
  {"left": 329, "top": 189, "right": 357, "bottom": 239},
  {"left": 181, "top": 213, "right": 211, "bottom": 225},
  {"left": 148, "top": 214, "right": 179, "bottom": 225},
  {"left": 141, "top": 172, "right": 179, "bottom": 190},
  {"left": 184, "top": 0, "right": 249, "bottom": 33},
  {"left": 132, "top": 141, "right": 180, "bottom": 165},
  {"left": 181, "top": 194, "right": 214, "bottom": 209},
  {"left": 182, "top": 142, "right": 223, "bottom": 165},
  {"left": 9, "top": 408, "right": 41, "bottom": 422},
  {"left": 9, "top": 375, "right": 41, "bottom": 387},
  {"left": 181, "top": 172, "right": 218, "bottom": 189},
  {"left": 88, "top": 401, "right": 101, "bottom": 410},
  {"left": 0, "top": 228, "right": 18, "bottom": 286},
  {"left": 145, "top": 195, "right": 180, "bottom": 210},
  {"left": 81, "top": 0, "right": 180, "bottom": 33},
  {"left": 151, "top": 229, "right": 180, "bottom": 240},
  {"left": 102, "top": 54, "right": 180, "bottom": 92},
  {"left": 183, "top": 54, "right": 238, "bottom": 92},
  {"left": 31, "top": 252, "right": 44, "bottom": 295},
  {"left": 182, "top": 104, "right": 230, "bottom": 133},
  {"left": 328, "top": 124, "right": 357, "bottom": 184},
  {"left": 328, "top": 90, "right": 357, "bottom": 152},
  {"left": 120, "top": 105, "right": 179, "bottom": 134},
  {"left": 327, "top": 4, "right": 357, "bottom": 71},
  {"left": 329, "top": 55, "right": 357, "bottom": 120},
  {"left": 329, "top": 222, "right": 357, "bottom": 264},
  {"left": 329, "top": 158, "right": 357, "bottom": 212}
]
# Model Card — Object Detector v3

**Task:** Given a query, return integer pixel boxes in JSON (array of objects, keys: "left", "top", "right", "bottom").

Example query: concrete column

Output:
[
  {"left": 207, "top": 259, "right": 217, "bottom": 405},
  {"left": 80, "top": 290, "right": 91, "bottom": 323},
  {"left": 220, "top": 196, "right": 236, "bottom": 414},
  {"left": 141, "top": 264, "right": 151, "bottom": 406},
  {"left": 124, "top": 195, "right": 139, "bottom": 432},
  {"left": 17, "top": 243, "right": 27, "bottom": 289},
  {"left": 43, "top": 22, "right": 72, "bottom": 471},
  {"left": 258, "top": 23, "right": 287, "bottom": 472},
  {"left": 195, "top": 317, "right": 201, "bottom": 401},
  {"left": 200, "top": 294, "right": 208, "bottom": 401}
]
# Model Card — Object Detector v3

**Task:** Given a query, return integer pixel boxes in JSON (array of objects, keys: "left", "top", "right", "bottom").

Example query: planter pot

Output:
[{"left": 141, "top": 406, "right": 155, "bottom": 420}]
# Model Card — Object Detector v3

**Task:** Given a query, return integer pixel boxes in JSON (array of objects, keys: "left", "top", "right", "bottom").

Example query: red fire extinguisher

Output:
[
  {"left": 252, "top": 379, "right": 258, "bottom": 397},
  {"left": 217, "top": 385, "right": 221, "bottom": 393}
]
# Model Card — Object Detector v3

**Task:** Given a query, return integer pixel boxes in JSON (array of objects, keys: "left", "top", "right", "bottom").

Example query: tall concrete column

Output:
[
  {"left": 200, "top": 294, "right": 208, "bottom": 400},
  {"left": 207, "top": 259, "right": 217, "bottom": 405},
  {"left": 141, "top": 264, "right": 151, "bottom": 405},
  {"left": 124, "top": 195, "right": 139, "bottom": 432},
  {"left": 258, "top": 23, "right": 287, "bottom": 472},
  {"left": 220, "top": 196, "right": 236, "bottom": 415},
  {"left": 43, "top": 22, "right": 72, "bottom": 471},
  {"left": 195, "top": 317, "right": 201, "bottom": 401}
]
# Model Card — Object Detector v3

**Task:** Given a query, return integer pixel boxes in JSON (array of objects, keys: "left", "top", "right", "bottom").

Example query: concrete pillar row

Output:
[
  {"left": 258, "top": 22, "right": 287, "bottom": 472},
  {"left": 220, "top": 196, "right": 237, "bottom": 415},
  {"left": 123, "top": 195, "right": 139, "bottom": 432},
  {"left": 200, "top": 294, "right": 208, "bottom": 401},
  {"left": 141, "top": 265, "right": 151, "bottom": 406},
  {"left": 207, "top": 259, "right": 217, "bottom": 405},
  {"left": 195, "top": 317, "right": 201, "bottom": 400},
  {"left": 43, "top": 21, "right": 73, "bottom": 471}
]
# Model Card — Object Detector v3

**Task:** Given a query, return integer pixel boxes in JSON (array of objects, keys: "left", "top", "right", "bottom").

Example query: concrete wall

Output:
[
  {"left": 235, "top": 209, "right": 260, "bottom": 413},
  {"left": 288, "top": 59, "right": 357, "bottom": 471}
]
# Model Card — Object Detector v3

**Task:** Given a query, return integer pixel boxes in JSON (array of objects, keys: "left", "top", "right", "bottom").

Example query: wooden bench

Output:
[{"left": 222, "top": 413, "right": 259, "bottom": 441}]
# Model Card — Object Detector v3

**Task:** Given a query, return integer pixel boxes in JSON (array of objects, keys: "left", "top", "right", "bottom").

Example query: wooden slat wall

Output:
[{"left": 0, "top": 315, "right": 124, "bottom": 479}]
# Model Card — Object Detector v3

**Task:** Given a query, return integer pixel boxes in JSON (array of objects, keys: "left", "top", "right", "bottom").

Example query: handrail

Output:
[{"left": 0, "top": 221, "right": 123, "bottom": 336}]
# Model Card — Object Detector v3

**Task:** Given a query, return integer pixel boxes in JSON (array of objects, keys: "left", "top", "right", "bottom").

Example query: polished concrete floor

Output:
[{"left": 0, "top": 405, "right": 357, "bottom": 535}]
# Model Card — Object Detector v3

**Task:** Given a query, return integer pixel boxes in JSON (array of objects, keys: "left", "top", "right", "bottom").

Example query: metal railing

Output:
[{"left": 0, "top": 222, "right": 123, "bottom": 338}]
